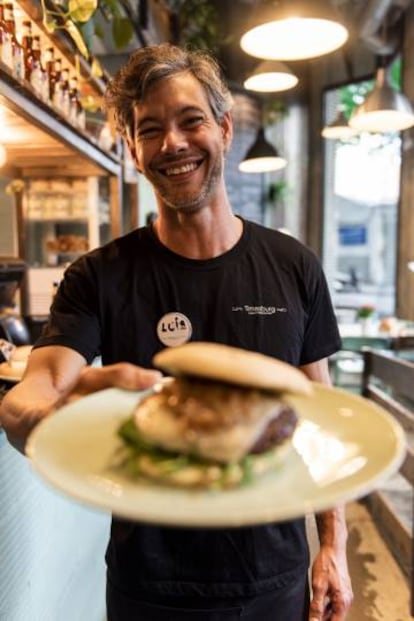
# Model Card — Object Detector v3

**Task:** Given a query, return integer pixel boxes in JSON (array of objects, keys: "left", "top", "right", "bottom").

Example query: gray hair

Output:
[{"left": 104, "top": 43, "right": 233, "bottom": 138}]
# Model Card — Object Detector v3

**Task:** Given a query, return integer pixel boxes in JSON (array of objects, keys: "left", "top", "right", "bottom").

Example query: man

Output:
[{"left": 0, "top": 44, "right": 353, "bottom": 620}]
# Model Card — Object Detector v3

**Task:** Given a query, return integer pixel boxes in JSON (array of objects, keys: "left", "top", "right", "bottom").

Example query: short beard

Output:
[{"left": 155, "top": 154, "right": 223, "bottom": 214}]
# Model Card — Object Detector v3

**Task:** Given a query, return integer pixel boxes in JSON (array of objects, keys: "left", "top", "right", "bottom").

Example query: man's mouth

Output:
[{"left": 157, "top": 159, "right": 203, "bottom": 177}]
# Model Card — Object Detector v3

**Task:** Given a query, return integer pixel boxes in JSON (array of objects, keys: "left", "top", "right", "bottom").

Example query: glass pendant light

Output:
[
  {"left": 240, "top": 0, "right": 348, "bottom": 61},
  {"left": 239, "top": 127, "right": 287, "bottom": 173},
  {"left": 349, "top": 66, "right": 414, "bottom": 133},
  {"left": 322, "top": 108, "right": 359, "bottom": 139},
  {"left": 244, "top": 60, "right": 298, "bottom": 93}
]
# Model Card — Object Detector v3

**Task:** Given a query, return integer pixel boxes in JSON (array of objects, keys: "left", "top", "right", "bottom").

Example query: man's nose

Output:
[{"left": 161, "top": 126, "right": 188, "bottom": 153}]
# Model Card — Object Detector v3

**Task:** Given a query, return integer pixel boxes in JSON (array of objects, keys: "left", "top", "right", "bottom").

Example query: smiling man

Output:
[{"left": 0, "top": 44, "right": 352, "bottom": 621}]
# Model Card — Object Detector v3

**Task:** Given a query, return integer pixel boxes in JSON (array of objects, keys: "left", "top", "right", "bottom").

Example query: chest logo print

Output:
[
  {"left": 157, "top": 312, "right": 193, "bottom": 347},
  {"left": 231, "top": 305, "right": 287, "bottom": 315}
]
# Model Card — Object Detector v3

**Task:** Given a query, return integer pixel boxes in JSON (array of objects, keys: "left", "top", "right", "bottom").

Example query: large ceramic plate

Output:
[{"left": 26, "top": 384, "right": 406, "bottom": 527}]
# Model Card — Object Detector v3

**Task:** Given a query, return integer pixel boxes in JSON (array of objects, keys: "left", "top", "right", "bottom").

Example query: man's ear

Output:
[{"left": 220, "top": 112, "right": 233, "bottom": 154}]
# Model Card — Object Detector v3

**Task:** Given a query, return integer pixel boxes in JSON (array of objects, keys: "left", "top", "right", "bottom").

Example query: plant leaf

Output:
[
  {"left": 91, "top": 57, "right": 103, "bottom": 78},
  {"left": 112, "top": 16, "right": 134, "bottom": 49},
  {"left": 43, "top": 13, "right": 57, "bottom": 33},
  {"left": 64, "top": 19, "right": 90, "bottom": 58},
  {"left": 68, "top": 0, "right": 98, "bottom": 23}
]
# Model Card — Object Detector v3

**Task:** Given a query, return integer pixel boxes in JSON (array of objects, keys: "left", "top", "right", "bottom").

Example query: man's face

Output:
[{"left": 128, "top": 71, "right": 232, "bottom": 213}]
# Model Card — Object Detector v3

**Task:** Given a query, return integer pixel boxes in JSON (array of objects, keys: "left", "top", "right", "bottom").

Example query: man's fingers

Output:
[
  {"left": 309, "top": 586, "right": 327, "bottom": 621},
  {"left": 74, "top": 363, "right": 162, "bottom": 395}
]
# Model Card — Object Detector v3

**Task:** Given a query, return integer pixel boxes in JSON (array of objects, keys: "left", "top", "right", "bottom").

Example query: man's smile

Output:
[{"left": 155, "top": 157, "right": 204, "bottom": 178}]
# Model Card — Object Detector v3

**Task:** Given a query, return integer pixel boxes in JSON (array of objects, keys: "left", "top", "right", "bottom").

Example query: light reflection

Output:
[
  {"left": 293, "top": 420, "right": 367, "bottom": 486},
  {"left": 88, "top": 475, "right": 124, "bottom": 497}
]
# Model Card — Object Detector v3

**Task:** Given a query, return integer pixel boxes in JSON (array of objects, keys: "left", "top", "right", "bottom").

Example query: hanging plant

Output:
[
  {"left": 40, "top": 0, "right": 134, "bottom": 60},
  {"left": 164, "top": 0, "right": 222, "bottom": 52}
]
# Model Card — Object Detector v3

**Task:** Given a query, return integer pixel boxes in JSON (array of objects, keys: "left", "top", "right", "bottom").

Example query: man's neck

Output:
[{"left": 152, "top": 205, "right": 243, "bottom": 260}]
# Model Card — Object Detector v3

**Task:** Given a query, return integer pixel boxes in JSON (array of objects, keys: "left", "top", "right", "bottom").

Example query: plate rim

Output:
[{"left": 26, "top": 384, "right": 407, "bottom": 527}]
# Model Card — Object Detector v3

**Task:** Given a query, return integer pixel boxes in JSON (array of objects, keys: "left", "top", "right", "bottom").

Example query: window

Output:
[{"left": 322, "top": 61, "right": 401, "bottom": 316}]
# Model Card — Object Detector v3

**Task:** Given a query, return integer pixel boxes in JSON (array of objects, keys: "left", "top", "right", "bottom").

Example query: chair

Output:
[
  {"left": 391, "top": 335, "right": 414, "bottom": 352},
  {"left": 361, "top": 349, "right": 414, "bottom": 615},
  {"left": 330, "top": 336, "right": 391, "bottom": 393}
]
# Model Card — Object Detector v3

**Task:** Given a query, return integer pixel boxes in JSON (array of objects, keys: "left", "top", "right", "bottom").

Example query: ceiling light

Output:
[
  {"left": 322, "top": 108, "right": 359, "bottom": 139},
  {"left": 239, "top": 127, "right": 287, "bottom": 173},
  {"left": 244, "top": 60, "right": 298, "bottom": 93},
  {"left": 0, "top": 144, "right": 7, "bottom": 167},
  {"left": 349, "top": 67, "right": 414, "bottom": 133},
  {"left": 240, "top": 1, "right": 348, "bottom": 61}
]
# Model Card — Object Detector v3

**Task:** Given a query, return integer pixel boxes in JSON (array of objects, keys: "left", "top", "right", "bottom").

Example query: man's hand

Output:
[
  {"left": 64, "top": 362, "right": 162, "bottom": 404},
  {"left": 309, "top": 532, "right": 353, "bottom": 620},
  {"left": 0, "top": 345, "right": 162, "bottom": 454}
]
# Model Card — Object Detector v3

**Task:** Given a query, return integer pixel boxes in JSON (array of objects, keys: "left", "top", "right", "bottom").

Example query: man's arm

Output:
[
  {"left": 0, "top": 345, "right": 161, "bottom": 454},
  {"left": 299, "top": 358, "right": 353, "bottom": 621}
]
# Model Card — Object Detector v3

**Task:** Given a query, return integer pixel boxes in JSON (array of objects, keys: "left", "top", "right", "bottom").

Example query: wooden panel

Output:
[
  {"left": 0, "top": 104, "right": 105, "bottom": 176},
  {"left": 398, "top": 1, "right": 414, "bottom": 321}
]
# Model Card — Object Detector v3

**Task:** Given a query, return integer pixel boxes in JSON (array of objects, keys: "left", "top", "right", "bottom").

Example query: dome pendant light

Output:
[
  {"left": 240, "top": 0, "right": 348, "bottom": 61},
  {"left": 244, "top": 60, "right": 298, "bottom": 93},
  {"left": 239, "top": 127, "right": 287, "bottom": 173},
  {"left": 322, "top": 108, "right": 359, "bottom": 139},
  {"left": 349, "top": 66, "right": 414, "bottom": 133}
]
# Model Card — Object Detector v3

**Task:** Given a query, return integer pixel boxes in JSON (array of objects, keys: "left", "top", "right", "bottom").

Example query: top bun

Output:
[{"left": 153, "top": 342, "right": 312, "bottom": 396}]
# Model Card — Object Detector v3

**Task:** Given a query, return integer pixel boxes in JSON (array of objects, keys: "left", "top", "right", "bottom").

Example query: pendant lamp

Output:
[
  {"left": 239, "top": 127, "right": 287, "bottom": 173},
  {"left": 240, "top": 0, "right": 348, "bottom": 61},
  {"left": 244, "top": 60, "right": 298, "bottom": 93},
  {"left": 349, "top": 67, "right": 414, "bottom": 133},
  {"left": 322, "top": 108, "right": 359, "bottom": 139}
]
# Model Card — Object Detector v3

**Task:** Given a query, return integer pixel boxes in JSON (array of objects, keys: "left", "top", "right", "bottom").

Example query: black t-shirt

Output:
[{"left": 35, "top": 218, "right": 341, "bottom": 598}]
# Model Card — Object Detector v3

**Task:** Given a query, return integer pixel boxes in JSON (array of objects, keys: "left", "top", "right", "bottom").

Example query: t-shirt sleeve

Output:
[
  {"left": 33, "top": 255, "right": 101, "bottom": 364},
  {"left": 299, "top": 252, "right": 342, "bottom": 365}
]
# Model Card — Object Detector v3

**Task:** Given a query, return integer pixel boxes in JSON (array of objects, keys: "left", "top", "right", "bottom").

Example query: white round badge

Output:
[{"left": 156, "top": 312, "right": 193, "bottom": 347}]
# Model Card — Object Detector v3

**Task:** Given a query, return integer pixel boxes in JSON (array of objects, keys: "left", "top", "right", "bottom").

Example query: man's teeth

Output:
[{"left": 165, "top": 162, "right": 198, "bottom": 176}]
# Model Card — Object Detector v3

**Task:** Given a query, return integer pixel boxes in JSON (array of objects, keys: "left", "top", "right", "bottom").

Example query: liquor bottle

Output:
[
  {"left": 21, "top": 20, "right": 33, "bottom": 81},
  {"left": 31, "top": 36, "right": 47, "bottom": 99},
  {"left": 44, "top": 47, "right": 56, "bottom": 104},
  {"left": 57, "top": 66, "right": 70, "bottom": 117},
  {"left": 52, "top": 58, "right": 63, "bottom": 110},
  {"left": 0, "top": 2, "right": 12, "bottom": 69},
  {"left": 3, "top": 3, "right": 24, "bottom": 81},
  {"left": 69, "top": 75, "right": 85, "bottom": 129}
]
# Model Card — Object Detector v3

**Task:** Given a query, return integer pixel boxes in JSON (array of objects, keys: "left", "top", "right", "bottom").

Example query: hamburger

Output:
[{"left": 117, "top": 342, "right": 312, "bottom": 488}]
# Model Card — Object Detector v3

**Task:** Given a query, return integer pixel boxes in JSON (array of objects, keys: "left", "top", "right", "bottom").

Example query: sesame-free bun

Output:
[{"left": 153, "top": 342, "right": 312, "bottom": 396}]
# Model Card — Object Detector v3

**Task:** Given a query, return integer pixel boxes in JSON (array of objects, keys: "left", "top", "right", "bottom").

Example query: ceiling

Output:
[
  {"left": 0, "top": 0, "right": 411, "bottom": 175},
  {"left": 92, "top": 0, "right": 411, "bottom": 104}
]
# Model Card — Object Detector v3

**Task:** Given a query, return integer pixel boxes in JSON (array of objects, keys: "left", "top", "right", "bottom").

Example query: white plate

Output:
[{"left": 26, "top": 384, "right": 406, "bottom": 527}]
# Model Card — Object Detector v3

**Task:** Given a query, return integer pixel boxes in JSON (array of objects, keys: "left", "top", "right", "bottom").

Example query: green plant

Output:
[
  {"left": 357, "top": 305, "right": 375, "bottom": 319},
  {"left": 165, "top": 0, "right": 222, "bottom": 52},
  {"left": 40, "top": 0, "right": 134, "bottom": 61}
]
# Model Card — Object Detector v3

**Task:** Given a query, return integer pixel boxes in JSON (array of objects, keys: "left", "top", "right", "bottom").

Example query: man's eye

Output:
[
  {"left": 138, "top": 127, "right": 160, "bottom": 138},
  {"left": 184, "top": 116, "right": 204, "bottom": 127}
]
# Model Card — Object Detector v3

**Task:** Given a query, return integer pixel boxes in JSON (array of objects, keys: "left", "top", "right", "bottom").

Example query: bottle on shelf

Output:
[
  {"left": 3, "top": 3, "right": 24, "bottom": 81},
  {"left": 52, "top": 58, "right": 62, "bottom": 111},
  {"left": 44, "top": 46, "right": 56, "bottom": 104},
  {"left": 0, "top": 2, "right": 13, "bottom": 70},
  {"left": 59, "top": 66, "right": 71, "bottom": 118},
  {"left": 69, "top": 75, "right": 86, "bottom": 129},
  {"left": 31, "top": 35, "right": 48, "bottom": 100},
  {"left": 21, "top": 20, "right": 33, "bottom": 82}
]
